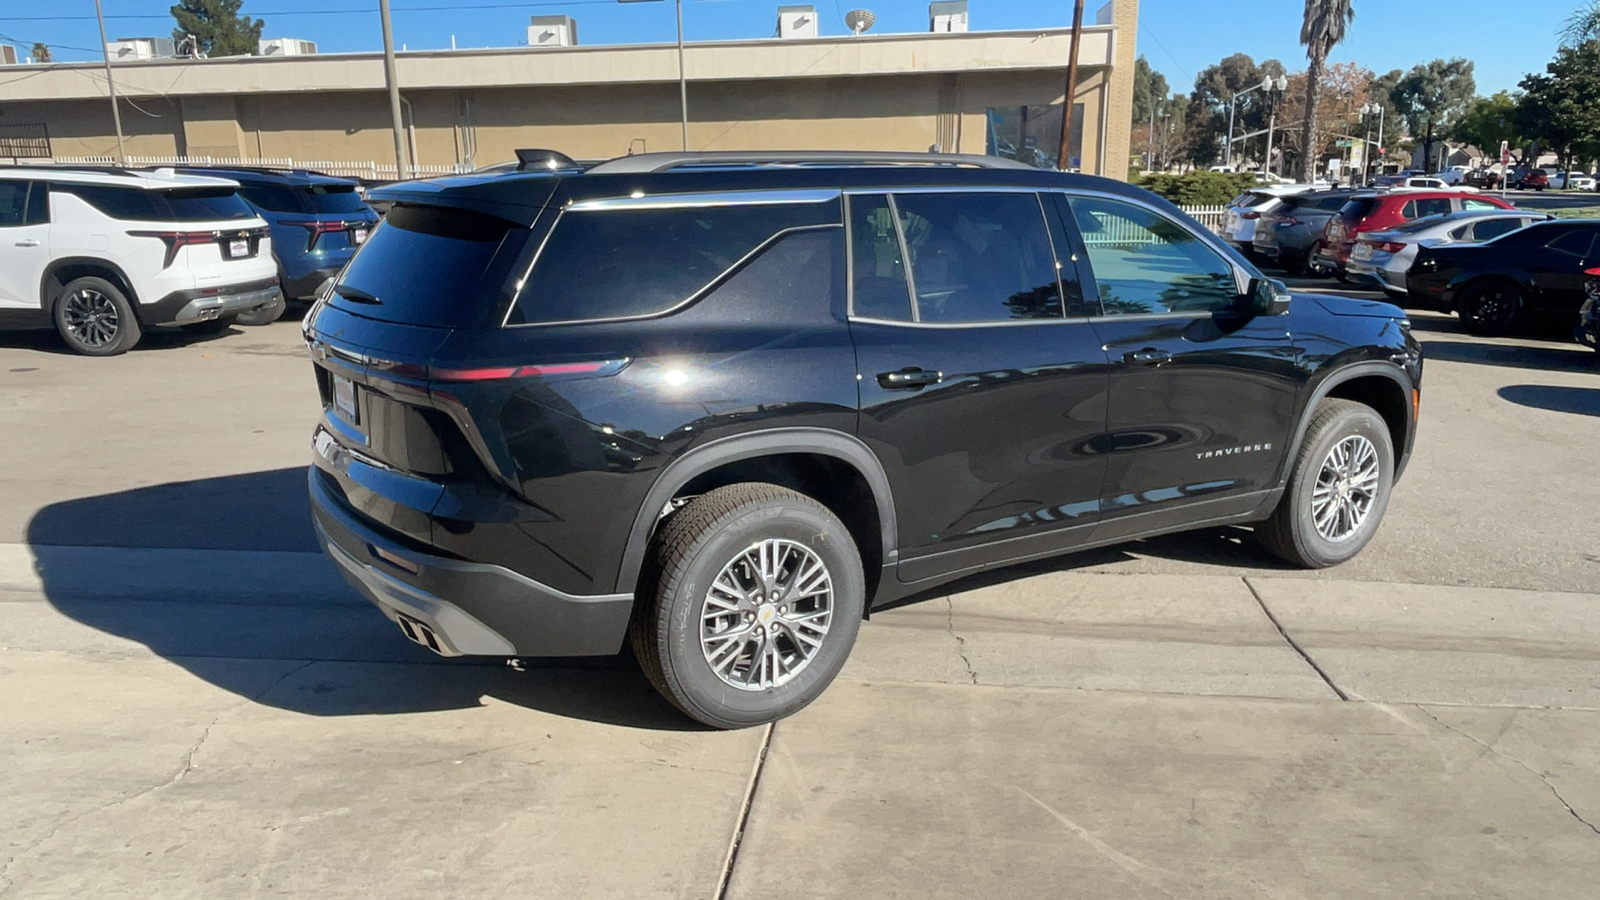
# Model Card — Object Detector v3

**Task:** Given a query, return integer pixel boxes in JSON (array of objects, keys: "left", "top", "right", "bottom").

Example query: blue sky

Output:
[{"left": 0, "top": 0, "right": 1572, "bottom": 95}]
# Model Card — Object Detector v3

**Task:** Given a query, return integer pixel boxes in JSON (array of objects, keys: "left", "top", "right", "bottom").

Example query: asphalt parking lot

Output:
[{"left": 2, "top": 290, "right": 1597, "bottom": 898}]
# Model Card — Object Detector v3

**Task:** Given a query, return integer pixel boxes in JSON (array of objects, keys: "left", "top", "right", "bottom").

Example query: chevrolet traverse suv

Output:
[
  {"left": 173, "top": 166, "right": 378, "bottom": 324},
  {"left": 0, "top": 167, "right": 281, "bottom": 355},
  {"left": 304, "top": 150, "right": 1424, "bottom": 728}
]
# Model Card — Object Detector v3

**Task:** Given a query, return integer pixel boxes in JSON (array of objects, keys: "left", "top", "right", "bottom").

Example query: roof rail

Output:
[
  {"left": 13, "top": 164, "right": 143, "bottom": 177},
  {"left": 584, "top": 150, "right": 1036, "bottom": 175}
]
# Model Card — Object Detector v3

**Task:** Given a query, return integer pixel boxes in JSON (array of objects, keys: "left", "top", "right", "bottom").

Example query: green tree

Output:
[
  {"left": 1516, "top": 43, "right": 1600, "bottom": 176},
  {"left": 1390, "top": 58, "right": 1476, "bottom": 172},
  {"left": 1187, "top": 53, "right": 1287, "bottom": 166},
  {"left": 1297, "top": 0, "right": 1356, "bottom": 182},
  {"left": 1132, "top": 56, "right": 1170, "bottom": 125},
  {"left": 1453, "top": 91, "right": 1526, "bottom": 163},
  {"left": 31, "top": 42, "right": 51, "bottom": 63},
  {"left": 170, "top": 0, "right": 264, "bottom": 57}
]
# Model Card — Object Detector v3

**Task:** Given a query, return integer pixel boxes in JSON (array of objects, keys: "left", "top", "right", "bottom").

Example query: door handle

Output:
[
  {"left": 877, "top": 367, "right": 943, "bottom": 389},
  {"left": 1122, "top": 348, "right": 1172, "bottom": 366},
  {"left": 14, "top": 239, "right": 41, "bottom": 247}
]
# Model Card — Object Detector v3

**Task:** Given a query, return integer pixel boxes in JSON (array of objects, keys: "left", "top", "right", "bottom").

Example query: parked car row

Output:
[{"left": 0, "top": 164, "right": 378, "bottom": 355}]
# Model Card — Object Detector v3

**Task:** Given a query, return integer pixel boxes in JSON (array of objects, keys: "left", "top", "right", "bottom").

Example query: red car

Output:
[
  {"left": 1514, "top": 170, "right": 1550, "bottom": 191},
  {"left": 1314, "top": 190, "right": 1515, "bottom": 278}
]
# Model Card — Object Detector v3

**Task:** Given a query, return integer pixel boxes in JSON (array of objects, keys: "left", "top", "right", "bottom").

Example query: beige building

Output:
[{"left": 0, "top": 0, "right": 1138, "bottom": 179}]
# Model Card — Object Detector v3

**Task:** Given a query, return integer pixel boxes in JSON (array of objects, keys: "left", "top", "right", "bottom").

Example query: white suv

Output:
[{"left": 0, "top": 167, "right": 282, "bottom": 355}]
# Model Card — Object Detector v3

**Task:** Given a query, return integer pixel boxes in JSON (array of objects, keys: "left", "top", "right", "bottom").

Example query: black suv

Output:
[{"left": 304, "top": 151, "right": 1423, "bottom": 728}]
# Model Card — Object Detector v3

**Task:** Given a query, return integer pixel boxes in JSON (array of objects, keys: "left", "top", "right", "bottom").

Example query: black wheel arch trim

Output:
[
  {"left": 611, "top": 428, "right": 899, "bottom": 595},
  {"left": 1452, "top": 271, "right": 1535, "bottom": 308},
  {"left": 39, "top": 257, "right": 143, "bottom": 319},
  {"left": 1277, "top": 361, "right": 1415, "bottom": 487}
]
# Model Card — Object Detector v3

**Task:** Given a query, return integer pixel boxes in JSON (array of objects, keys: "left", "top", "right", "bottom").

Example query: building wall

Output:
[{"left": 1101, "top": 0, "right": 1140, "bottom": 178}]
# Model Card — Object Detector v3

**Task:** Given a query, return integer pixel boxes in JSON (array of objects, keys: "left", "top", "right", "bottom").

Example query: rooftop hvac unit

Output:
[
  {"left": 929, "top": 0, "right": 968, "bottom": 32},
  {"left": 0, "top": 46, "right": 18, "bottom": 66},
  {"left": 259, "top": 38, "right": 318, "bottom": 56},
  {"left": 528, "top": 15, "right": 578, "bottom": 48},
  {"left": 777, "top": 5, "right": 819, "bottom": 39},
  {"left": 107, "top": 37, "right": 176, "bottom": 60}
]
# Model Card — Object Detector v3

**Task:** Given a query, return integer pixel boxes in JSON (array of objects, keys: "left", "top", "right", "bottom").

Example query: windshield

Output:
[{"left": 1339, "top": 198, "right": 1377, "bottom": 223}]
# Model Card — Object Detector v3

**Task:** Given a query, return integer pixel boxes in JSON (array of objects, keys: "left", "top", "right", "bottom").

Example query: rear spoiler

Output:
[{"left": 366, "top": 176, "right": 560, "bottom": 226}]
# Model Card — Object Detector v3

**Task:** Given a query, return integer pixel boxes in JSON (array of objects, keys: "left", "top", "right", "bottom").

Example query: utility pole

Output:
[
  {"left": 674, "top": 0, "right": 687, "bottom": 150},
  {"left": 1056, "top": 0, "right": 1086, "bottom": 171},
  {"left": 92, "top": 0, "right": 126, "bottom": 166},
  {"left": 378, "top": 0, "right": 410, "bottom": 180}
]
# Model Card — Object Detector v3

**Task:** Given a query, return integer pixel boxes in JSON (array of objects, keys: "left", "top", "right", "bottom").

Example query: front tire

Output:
[
  {"left": 1457, "top": 279, "right": 1522, "bottom": 337},
  {"left": 54, "top": 276, "right": 142, "bottom": 356},
  {"left": 631, "top": 483, "right": 865, "bottom": 729},
  {"left": 1259, "top": 399, "right": 1395, "bottom": 569}
]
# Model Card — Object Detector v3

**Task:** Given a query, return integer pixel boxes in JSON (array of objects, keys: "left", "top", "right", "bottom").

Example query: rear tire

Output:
[
  {"left": 1304, "top": 242, "right": 1332, "bottom": 279},
  {"left": 54, "top": 276, "right": 142, "bottom": 356},
  {"left": 1457, "top": 279, "right": 1522, "bottom": 337},
  {"left": 236, "top": 293, "right": 286, "bottom": 326},
  {"left": 630, "top": 483, "right": 865, "bottom": 729},
  {"left": 1259, "top": 399, "right": 1394, "bottom": 569}
]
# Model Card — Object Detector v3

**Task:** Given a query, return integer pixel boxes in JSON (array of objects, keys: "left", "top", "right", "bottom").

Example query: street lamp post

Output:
[
  {"left": 621, "top": 0, "right": 688, "bottom": 151},
  {"left": 1359, "top": 102, "right": 1385, "bottom": 186},
  {"left": 1226, "top": 75, "right": 1283, "bottom": 169},
  {"left": 1259, "top": 75, "right": 1289, "bottom": 179}
]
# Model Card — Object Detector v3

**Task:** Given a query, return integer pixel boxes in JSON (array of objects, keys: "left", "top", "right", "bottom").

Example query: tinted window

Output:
[
  {"left": 849, "top": 193, "right": 912, "bottom": 321},
  {"left": 1547, "top": 229, "right": 1598, "bottom": 258},
  {"left": 1400, "top": 198, "right": 1453, "bottom": 221},
  {"left": 335, "top": 204, "right": 525, "bottom": 327},
  {"left": 1339, "top": 198, "right": 1377, "bottom": 223},
  {"left": 1314, "top": 195, "right": 1353, "bottom": 211},
  {"left": 237, "top": 184, "right": 306, "bottom": 213},
  {"left": 1070, "top": 195, "right": 1239, "bottom": 316},
  {"left": 0, "top": 180, "right": 25, "bottom": 226},
  {"left": 1471, "top": 218, "right": 1522, "bottom": 241},
  {"left": 308, "top": 185, "right": 368, "bottom": 214},
  {"left": 511, "top": 199, "right": 836, "bottom": 325},
  {"left": 691, "top": 229, "right": 838, "bottom": 321},
  {"left": 893, "top": 192, "right": 1064, "bottom": 323},
  {"left": 25, "top": 183, "right": 49, "bottom": 225},
  {"left": 239, "top": 183, "right": 366, "bottom": 215},
  {"left": 57, "top": 184, "right": 253, "bottom": 221}
]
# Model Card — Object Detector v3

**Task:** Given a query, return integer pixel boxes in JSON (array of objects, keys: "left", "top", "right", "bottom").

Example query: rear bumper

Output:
[
  {"left": 142, "top": 277, "right": 284, "bottom": 326},
  {"left": 282, "top": 266, "right": 341, "bottom": 301},
  {"left": 309, "top": 467, "right": 634, "bottom": 658}
]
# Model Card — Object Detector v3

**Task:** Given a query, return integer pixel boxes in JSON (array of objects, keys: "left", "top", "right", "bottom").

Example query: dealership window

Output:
[{"left": 986, "top": 103, "right": 1085, "bottom": 170}]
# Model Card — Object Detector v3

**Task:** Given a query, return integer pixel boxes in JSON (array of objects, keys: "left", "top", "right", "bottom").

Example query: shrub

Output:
[{"left": 1137, "top": 171, "right": 1258, "bottom": 206}]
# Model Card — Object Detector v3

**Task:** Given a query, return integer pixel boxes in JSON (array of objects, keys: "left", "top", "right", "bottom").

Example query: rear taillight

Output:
[
  {"left": 280, "top": 219, "right": 351, "bottom": 251},
  {"left": 1376, "top": 241, "right": 1406, "bottom": 254},
  {"left": 1279, "top": 217, "right": 1301, "bottom": 227},
  {"left": 427, "top": 359, "right": 631, "bottom": 383},
  {"left": 127, "top": 230, "right": 217, "bottom": 268},
  {"left": 1242, "top": 211, "right": 1261, "bottom": 220},
  {"left": 1586, "top": 267, "right": 1600, "bottom": 300}
]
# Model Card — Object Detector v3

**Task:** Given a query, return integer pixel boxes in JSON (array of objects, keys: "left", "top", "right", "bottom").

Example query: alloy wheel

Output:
[
  {"left": 62, "top": 288, "right": 121, "bottom": 349},
  {"left": 699, "top": 538, "right": 834, "bottom": 691},
  {"left": 1311, "top": 435, "right": 1381, "bottom": 542}
]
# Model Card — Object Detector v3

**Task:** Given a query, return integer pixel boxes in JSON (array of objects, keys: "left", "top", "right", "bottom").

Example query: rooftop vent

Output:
[
  {"left": 259, "top": 38, "right": 317, "bottom": 56},
  {"left": 107, "top": 37, "right": 176, "bottom": 60},
  {"left": 777, "top": 5, "right": 819, "bottom": 39},
  {"left": 528, "top": 15, "right": 578, "bottom": 48},
  {"left": 929, "top": 0, "right": 968, "bottom": 32}
]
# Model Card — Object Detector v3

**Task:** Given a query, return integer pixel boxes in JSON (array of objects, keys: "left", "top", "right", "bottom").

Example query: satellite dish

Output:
[{"left": 845, "top": 9, "right": 876, "bottom": 35}]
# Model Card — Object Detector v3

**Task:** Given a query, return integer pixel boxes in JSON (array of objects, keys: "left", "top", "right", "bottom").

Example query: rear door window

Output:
[
  {"left": 891, "top": 191, "right": 1065, "bottom": 323},
  {"left": 1470, "top": 218, "right": 1522, "bottom": 242},
  {"left": 333, "top": 203, "right": 527, "bottom": 327},
  {"left": 510, "top": 197, "right": 837, "bottom": 325}
]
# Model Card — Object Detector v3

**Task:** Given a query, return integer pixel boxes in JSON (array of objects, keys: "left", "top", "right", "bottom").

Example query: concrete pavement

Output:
[{"left": 2, "top": 314, "right": 1598, "bottom": 897}]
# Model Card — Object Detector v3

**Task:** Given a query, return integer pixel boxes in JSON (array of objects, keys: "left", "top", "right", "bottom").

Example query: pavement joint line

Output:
[
  {"left": 713, "top": 720, "right": 774, "bottom": 900},
  {"left": 1415, "top": 705, "right": 1600, "bottom": 838},
  {"left": 1242, "top": 575, "right": 1349, "bottom": 701}
]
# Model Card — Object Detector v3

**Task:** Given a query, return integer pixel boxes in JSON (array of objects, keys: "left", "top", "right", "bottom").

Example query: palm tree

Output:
[
  {"left": 1561, "top": 1, "right": 1600, "bottom": 44},
  {"left": 31, "top": 42, "right": 51, "bottom": 63},
  {"left": 1297, "top": 0, "right": 1356, "bottom": 183}
]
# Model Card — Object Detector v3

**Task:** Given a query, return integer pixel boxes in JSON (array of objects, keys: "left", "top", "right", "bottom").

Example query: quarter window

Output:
[
  {"left": 1068, "top": 195, "right": 1239, "bottom": 316},
  {"left": 512, "top": 199, "right": 837, "bottom": 325},
  {"left": 892, "top": 192, "right": 1064, "bottom": 323},
  {"left": 1470, "top": 219, "right": 1522, "bottom": 242}
]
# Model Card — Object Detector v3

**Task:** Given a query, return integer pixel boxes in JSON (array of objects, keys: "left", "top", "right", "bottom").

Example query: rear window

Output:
[
  {"left": 332, "top": 204, "right": 526, "bottom": 327},
  {"left": 57, "top": 184, "right": 253, "bottom": 221},
  {"left": 1339, "top": 198, "right": 1377, "bottom": 222},
  {"left": 239, "top": 183, "right": 367, "bottom": 215},
  {"left": 509, "top": 199, "right": 838, "bottom": 325}
]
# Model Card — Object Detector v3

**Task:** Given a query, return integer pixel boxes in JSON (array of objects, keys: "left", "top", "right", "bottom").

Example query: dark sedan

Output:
[{"left": 1408, "top": 220, "right": 1600, "bottom": 336}]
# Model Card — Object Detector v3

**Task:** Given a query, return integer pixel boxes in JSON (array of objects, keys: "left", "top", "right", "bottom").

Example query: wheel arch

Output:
[
  {"left": 612, "top": 428, "right": 898, "bottom": 599},
  {"left": 40, "top": 258, "right": 143, "bottom": 320},
  {"left": 1279, "top": 363, "right": 1415, "bottom": 486},
  {"left": 1453, "top": 271, "right": 1535, "bottom": 309}
]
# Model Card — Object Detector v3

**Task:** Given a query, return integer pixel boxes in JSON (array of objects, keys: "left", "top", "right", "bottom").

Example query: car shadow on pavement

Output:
[
  {"left": 24, "top": 468, "right": 702, "bottom": 731},
  {"left": 1498, "top": 384, "right": 1600, "bottom": 418},
  {"left": 0, "top": 324, "right": 247, "bottom": 356},
  {"left": 1420, "top": 339, "right": 1597, "bottom": 373}
]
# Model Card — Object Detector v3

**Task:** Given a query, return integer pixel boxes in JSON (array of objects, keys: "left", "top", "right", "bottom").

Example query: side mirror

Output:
[{"left": 1247, "top": 277, "right": 1292, "bottom": 316}]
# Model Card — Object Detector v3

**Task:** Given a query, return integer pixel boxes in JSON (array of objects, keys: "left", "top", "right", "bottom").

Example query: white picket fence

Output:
[
  {"left": 1180, "top": 204, "right": 1228, "bottom": 234},
  {"left": 52, "top": 154, "right": 470, "bottom": 180}
]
